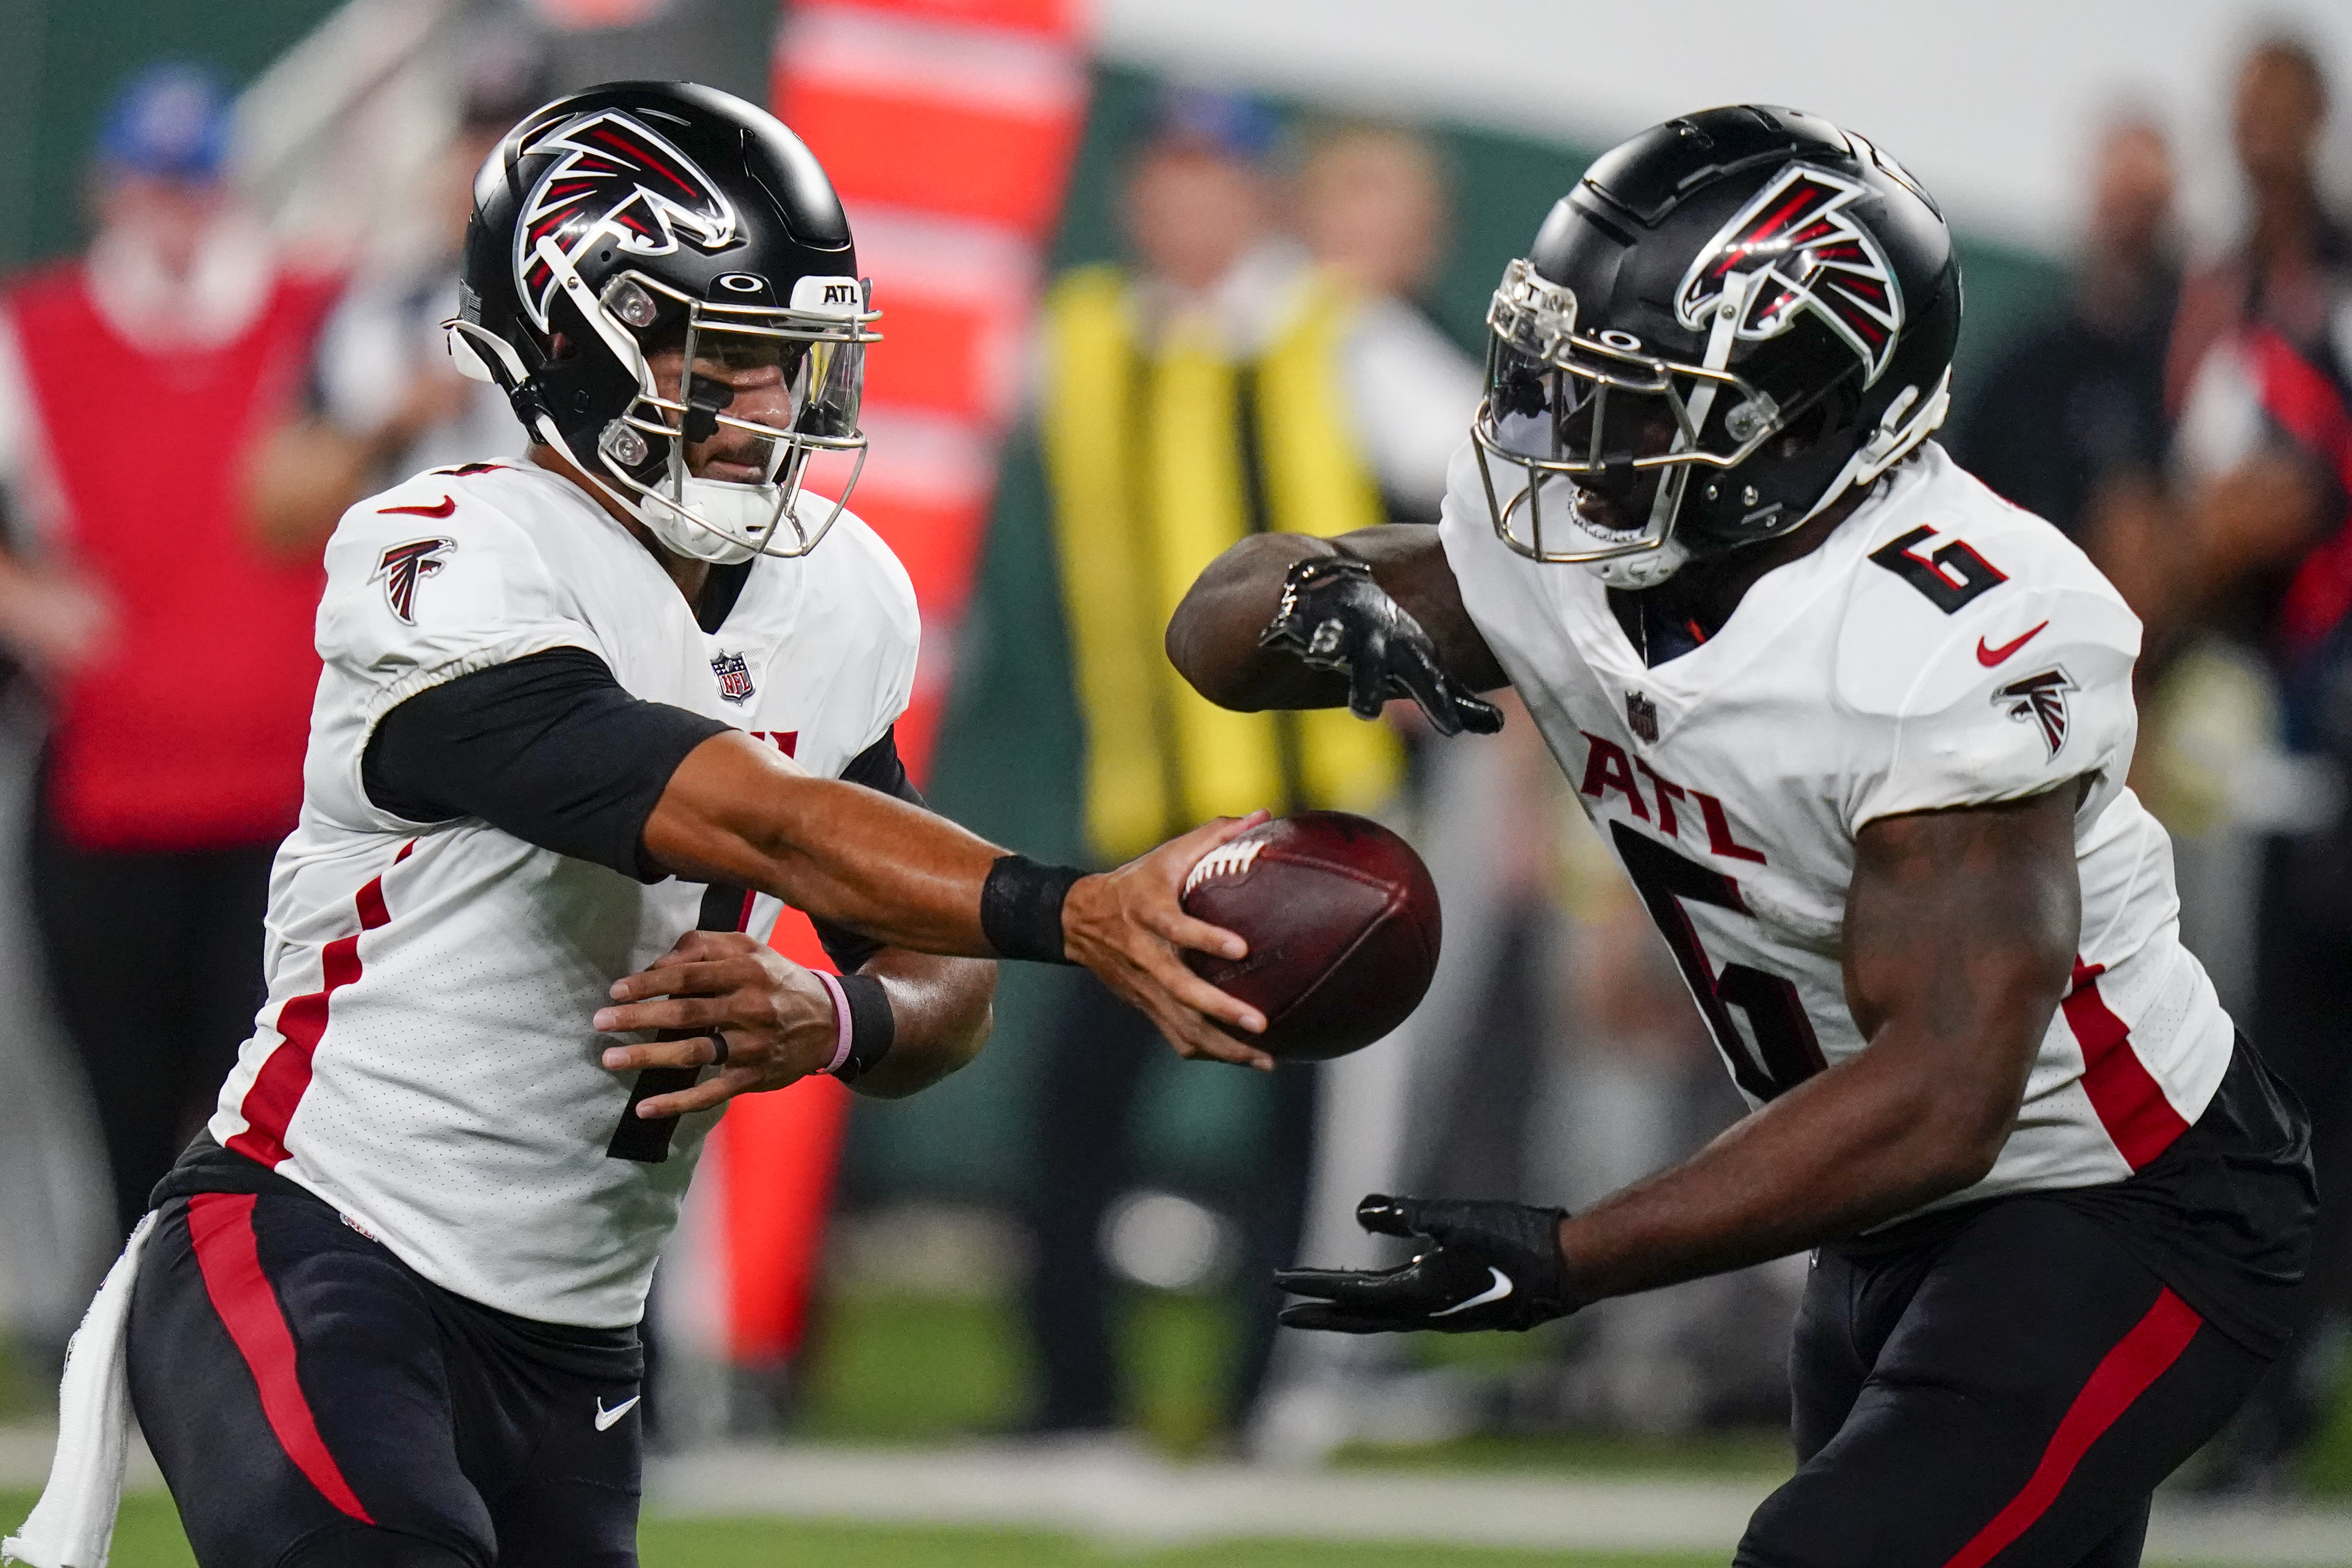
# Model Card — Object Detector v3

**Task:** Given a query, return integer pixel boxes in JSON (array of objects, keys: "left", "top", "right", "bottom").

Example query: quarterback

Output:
[
  {"left": 1170, "top": 107, "right": 2315, "bottom": 1566},
  {"left": 9, "top": 84, "right": 1268, "bottom": 1568}
]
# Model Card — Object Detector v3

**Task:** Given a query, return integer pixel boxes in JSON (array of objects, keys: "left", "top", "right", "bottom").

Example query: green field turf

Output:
[{"left": 4, "top": 1490, "right": 1733, "bottom": 1567}]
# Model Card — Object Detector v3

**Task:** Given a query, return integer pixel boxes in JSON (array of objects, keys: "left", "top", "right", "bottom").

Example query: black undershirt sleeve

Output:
[
  {"left": 362, "top": 646, "right": 729, "bottom": 882},
  {"left": 364, "top": 648, "right": 928, "bottom": 971}
]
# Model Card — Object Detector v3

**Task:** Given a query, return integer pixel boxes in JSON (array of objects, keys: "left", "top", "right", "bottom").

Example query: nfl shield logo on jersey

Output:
[
  {"left": 710, "top": 650, "right": 757, "bottom": 704},
  {"left": 1625, "top": 690, "right": 1659, "bottom": 744}
]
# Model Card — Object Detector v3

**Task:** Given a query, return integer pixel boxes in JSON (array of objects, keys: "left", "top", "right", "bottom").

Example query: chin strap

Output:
[{"left": 1798, "top": 366, "right": 1953, "bottom": 526}]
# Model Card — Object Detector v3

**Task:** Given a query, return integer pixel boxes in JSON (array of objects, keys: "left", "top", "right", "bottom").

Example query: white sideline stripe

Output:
[
  {"left": 644, "top": 1441, "right": 2352, "bottom": 1565},
  {"left": 4, "top": 1427, "right": 2349, "bottom": 1564}
]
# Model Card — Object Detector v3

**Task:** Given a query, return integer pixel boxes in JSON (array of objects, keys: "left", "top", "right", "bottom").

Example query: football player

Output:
[
  {"left": 97, "top": 84, "right": 1267, "bottom": 1568},
  {"left": 1166, "top": 107, "right": 2315, "bottom": 1566}
]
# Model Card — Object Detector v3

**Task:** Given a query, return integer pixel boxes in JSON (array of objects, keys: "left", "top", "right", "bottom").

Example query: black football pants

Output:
[
  {"left": 1737, "top": 1198, "right": 2267, "bottom": 1567},
  {"left": 129, "top": 1189, "right": 642, "bottom": 1568},
  {"left": 31, "top": 794, "right": 275, "bottom": 1238}
]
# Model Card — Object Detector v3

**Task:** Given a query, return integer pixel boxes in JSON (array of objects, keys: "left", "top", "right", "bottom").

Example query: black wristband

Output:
[
  {"left": 829, "top": 971, "right": 896, "bottom": 1083},
  {"left": 979, "top": 854, "right": 1084, "bottom": 964}
]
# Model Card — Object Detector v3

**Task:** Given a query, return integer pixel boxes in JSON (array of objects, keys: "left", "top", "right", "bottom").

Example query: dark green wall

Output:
[
  {"left": 0, "top": 0, "right": 347, "bottom": 271},
  {"left": 0, "top": 0, "right": 784, "bottom": 274}
]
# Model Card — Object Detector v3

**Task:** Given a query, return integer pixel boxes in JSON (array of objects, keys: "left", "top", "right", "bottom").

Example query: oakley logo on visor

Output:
[
  {"left": 1673, "top": 164, "right": 1903, "bottom": 384},
  {"left": 514, "top": 110, "right": 739, "bottom": 332}
]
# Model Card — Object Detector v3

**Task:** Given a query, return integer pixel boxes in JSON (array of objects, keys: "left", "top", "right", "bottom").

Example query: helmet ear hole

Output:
[{"left": 1773, "top": 400, "right": 1831, "bottom": 458}]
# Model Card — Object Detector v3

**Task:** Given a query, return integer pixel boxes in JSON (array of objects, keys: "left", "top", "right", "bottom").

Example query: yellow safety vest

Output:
[{"left": 1042, "top": 262, "right": 1406, "bottom": 864}]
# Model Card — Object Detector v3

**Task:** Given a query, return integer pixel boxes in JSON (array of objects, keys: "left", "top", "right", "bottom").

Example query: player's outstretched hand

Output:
[
  {"left": 593, "top": 931, "right": 838, "bottom": 1118},
  {"left": 1064, "top": 812, "right": 1275, "bottom": 1071},
  {"left": 1274, "top": 1194, "right": 1578, "bottom": 1334},
  {"left": 1258, "top": 556, "right": 1504, "bottom": 737}
]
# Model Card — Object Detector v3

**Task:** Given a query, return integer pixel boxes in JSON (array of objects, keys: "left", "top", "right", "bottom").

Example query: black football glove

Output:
[
  {"left": 1258, "top": 556, "right": 1503, "bottom": 737},
  {"left": 1273, "top": 1194, "right": 1576, "bottom": 1334}
]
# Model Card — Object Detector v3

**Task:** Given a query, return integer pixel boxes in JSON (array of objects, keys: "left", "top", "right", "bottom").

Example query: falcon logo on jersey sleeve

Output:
[
  {"left": 515, "top": 110, "right": 739, "bottom": 332},
  {"left": 710, "top": 650, "right": 757, "bottom": 704},
  {"left": 1675, "top": 164, "right": 1903, "bottom": 385},
  {"left": 1994, "top": 667, "right": 2075, "bottom": 759},
  {"left": 374, "top": 538, "right": 456, "bottom": 626}
]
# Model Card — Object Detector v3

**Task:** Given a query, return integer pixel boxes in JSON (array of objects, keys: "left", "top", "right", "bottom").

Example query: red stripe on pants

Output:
[
  {"left": 226, "top": 842, "right": 410, "bottom": 1168},
  {"left": 1940, "top": 1288, "right": 2203, "bottom": 1568},
  {"left": 2063, "top": 960, "right": 2190, "bottom": 1171},
  {"left": 185, "top": 1192, "right": 374, "bottom": 1523}
]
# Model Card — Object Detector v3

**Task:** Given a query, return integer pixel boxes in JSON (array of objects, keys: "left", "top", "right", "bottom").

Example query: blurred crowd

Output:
[
  {"left": 1950, "top": 36, "right": 2352, "bottom": 1490},
  {"left": 0, "top": 0, "right": 2346, "bottom": 1498}
]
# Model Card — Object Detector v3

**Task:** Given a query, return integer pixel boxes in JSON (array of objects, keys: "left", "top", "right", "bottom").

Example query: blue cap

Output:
[
  {"left": 1154, "top": 86, "right": 1282, "bottom": 163},
  {"left": 99, "top": 63, "right": 233, "bottom": 182}
]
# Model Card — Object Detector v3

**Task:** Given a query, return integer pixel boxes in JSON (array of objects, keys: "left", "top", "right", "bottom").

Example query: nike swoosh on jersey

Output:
[
  {"left": 1429, "top": 1266, "right": 1514, "bottom": 1317},
  {"left": 381, "top": 495, "right": 458, "bottom": 519},
  {"left": 1976, "top": 620, "right": 2050, "bottom": 666},
  {"left": 594, "top": 1394, "right": 641, "bottom": 1431}
]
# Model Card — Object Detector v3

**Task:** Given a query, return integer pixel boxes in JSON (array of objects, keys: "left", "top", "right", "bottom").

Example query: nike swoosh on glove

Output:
[
  {"left": 1257, "top": 556, "right": 1504, "bottom": 737},
  {"left": 1273, "top": 1194, "right": 1577, "bottom": 1333}
]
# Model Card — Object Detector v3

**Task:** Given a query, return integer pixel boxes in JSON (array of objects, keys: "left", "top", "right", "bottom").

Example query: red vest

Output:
[
  {"left": 2244, "top": 326, "right": 2352, "bottom": 661},
  {"left": 11, "top": 261, "right": 342, "bottom": 850}
]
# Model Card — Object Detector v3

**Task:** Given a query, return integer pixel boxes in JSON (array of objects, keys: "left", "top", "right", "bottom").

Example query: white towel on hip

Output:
[{"left": 3, "top": 1212, "right": 157, "bottom": 1568}]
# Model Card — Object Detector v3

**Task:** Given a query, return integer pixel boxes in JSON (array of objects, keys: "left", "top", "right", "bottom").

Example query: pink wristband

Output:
[{"left": 815, "top": 971, "right": 854, "bottom": 1075}]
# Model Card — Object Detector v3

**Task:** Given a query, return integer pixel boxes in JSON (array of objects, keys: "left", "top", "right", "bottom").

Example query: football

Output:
[{"left": 1179, "top": 811, "right": 1442, "bottom": 1062}]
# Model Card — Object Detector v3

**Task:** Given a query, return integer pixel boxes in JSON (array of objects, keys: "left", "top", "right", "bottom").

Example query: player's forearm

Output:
[
  {"left": 1554, "top": 1022, "right": 2031, "bottom": 1299},
  {"left": 848, "top": 949, "right": 996, "bottom": 1098},
  {"left": 1167, "top": 532, "right": 1350, "bottom": 711},
  {"left": 646, "top": 733, "right": 1011, "bottom": 956},
  {"left": 1168, "top": 525, "right": 1508, "bottom": 712}
]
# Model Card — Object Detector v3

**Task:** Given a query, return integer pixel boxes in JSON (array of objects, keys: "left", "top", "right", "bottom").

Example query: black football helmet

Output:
[
  {"left": 1471, "top": 105, "right": 1960, "bottom": 587},
  {"left": 447, "top": 80, "right": 878, "bottom": 562}
]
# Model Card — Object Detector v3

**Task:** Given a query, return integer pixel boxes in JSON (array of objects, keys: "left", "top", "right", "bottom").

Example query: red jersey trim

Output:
[
  {"left": 185, "top": 1193, "right": 375, "bottom": 1523},
  {"left": 225, "top": 841, "right": 414, "bottom": 1168},
  {"left": 2062, "top": 958, "right": 2191, "bottom": 1172},
  {"left": 1939, "top": 1287, "right": 2202, "bottom": 1568}
]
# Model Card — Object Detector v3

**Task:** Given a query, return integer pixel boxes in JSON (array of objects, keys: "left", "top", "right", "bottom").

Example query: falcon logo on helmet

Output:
[
  {"left": 1994, "top": 667, "right": 2075, "bottom": 759},
  {"left": 513, "top": 110, "right": 739, "bottom": 332},
  {"left": 1675, "top": 165, "right": 1904, "bottom": 385}
]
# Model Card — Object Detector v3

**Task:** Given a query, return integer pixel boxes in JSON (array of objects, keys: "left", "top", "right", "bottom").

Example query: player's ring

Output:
[{"left": 707, "top": 1035, "right": 730, "bottom": 1067}]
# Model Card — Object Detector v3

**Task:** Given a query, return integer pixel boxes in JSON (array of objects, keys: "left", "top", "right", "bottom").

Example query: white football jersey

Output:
[
  {"left": 1441, "top": 440, "right": 2233, "bottom": 1216},
  {"left": 208, "top": 459, "right": 918, "bottom": 1327}
]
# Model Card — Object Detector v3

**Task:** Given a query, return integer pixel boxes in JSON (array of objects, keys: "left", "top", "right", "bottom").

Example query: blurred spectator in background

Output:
[
  {"left": 2163, "top": 34, "right": 2352, "bottom": 1490},
  {"left": 1950, "top": 113, "right": 2184, "bottom": 638},
  {"left": 1245, "top": 122, "right": 1498, "bottom": 1459},
  {"left": 261, "top": 28, "right": 548, "bottom": 520},
  {"left": 1021, "top": 95, "right": 1473, "bottom": 1439},
  {"left": 1287, "top": 122, "right": 1480, "bottom": 523},
  {"left": 0, "top": 64, "right": 344, "bottom": 1241}
]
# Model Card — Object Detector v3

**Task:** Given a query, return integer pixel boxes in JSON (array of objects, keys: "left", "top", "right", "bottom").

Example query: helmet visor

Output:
[{"left": 596, "top": 271, "right": 879, "bottom": 558}]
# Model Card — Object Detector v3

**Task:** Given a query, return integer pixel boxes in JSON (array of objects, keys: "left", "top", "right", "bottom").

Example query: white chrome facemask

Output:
[
  {"left": 452, "top": 242, "right": 879, "bottom": 563},
  {"left": 1471, "top": 258, "right": 1781, "bottom": 580}
]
